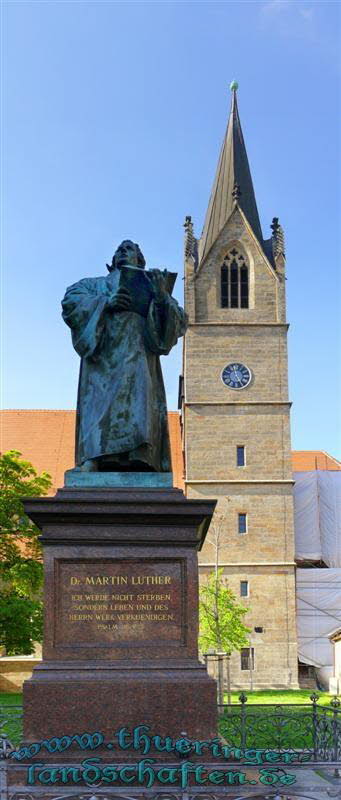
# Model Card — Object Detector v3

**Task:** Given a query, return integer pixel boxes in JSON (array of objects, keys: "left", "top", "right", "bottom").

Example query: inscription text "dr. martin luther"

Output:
[{"left": 70, "top": 576, "right": 173, "bottom": 586}]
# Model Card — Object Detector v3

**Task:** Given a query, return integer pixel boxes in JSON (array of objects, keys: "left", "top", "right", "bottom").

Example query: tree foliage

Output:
[
  {"left": 199, "top": 568, "right": 250, "bottom": 655},
  {"left": 0, "top": 451, "right": 51, "bottom": 654}
]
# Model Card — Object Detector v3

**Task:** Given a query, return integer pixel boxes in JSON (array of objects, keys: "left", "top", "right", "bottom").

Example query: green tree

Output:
[
  {"left": 0, "top": 450, "right": 51, "bottom": 654},
  {"left": 199, "top": 568, "right": 250, "bottom": 654},
  {"left": 199, "top": 499, "right": 251, "bottom": 705},
  {"left": 199, "top": 569, "right": 250, "bottom": 705}
]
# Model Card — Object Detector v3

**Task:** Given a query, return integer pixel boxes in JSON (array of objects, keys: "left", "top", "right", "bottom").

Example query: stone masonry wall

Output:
[
  {"left": 185, "top": 325, "right": 290, "bottom": 404},
  {"left": 185, "top": 404, "right": 292, "bottom": 481},
  {"left": 187, "top": 486, "right": 295, "bottom": 565}
]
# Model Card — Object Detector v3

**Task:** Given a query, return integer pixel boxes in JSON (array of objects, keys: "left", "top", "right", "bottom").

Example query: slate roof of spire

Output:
[{"left": 200, "top": 87, "right": 264, "bottom": 264}]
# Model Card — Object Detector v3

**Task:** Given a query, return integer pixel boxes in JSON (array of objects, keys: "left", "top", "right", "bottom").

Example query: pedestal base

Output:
[
  {"left": 23, "top": 486, "right": 217, "bottom": 750},
  {"left": 24, "top": 662, "right": 217, "bottom": 744}
]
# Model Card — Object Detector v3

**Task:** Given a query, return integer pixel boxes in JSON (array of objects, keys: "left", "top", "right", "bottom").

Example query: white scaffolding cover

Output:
[
  {"left": 294, "top": 471, "right": 341, "bottom": 567},
  {"left": 296, "top": 568, "right": 341, "bottom": 670}
]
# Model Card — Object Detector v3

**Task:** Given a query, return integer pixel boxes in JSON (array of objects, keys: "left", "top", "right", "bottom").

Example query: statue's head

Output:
[{"left": 108, "top": 240, "right": 146, "bottom": 272}]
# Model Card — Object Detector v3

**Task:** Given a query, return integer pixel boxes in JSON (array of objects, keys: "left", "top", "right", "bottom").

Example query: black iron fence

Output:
[
  {"left": 0, "top": 694, "right": 340, "bottom": 763},
  {"left": 0, "top": 704, "right": 23, "bottom": 749},
  {"left": 218, "top": 693, "right": 341, "bottom": 763}
]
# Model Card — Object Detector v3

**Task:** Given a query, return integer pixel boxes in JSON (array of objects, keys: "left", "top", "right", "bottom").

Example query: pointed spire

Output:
[{"left": 199, "top": 83, "right": 264, "bottom": 264}]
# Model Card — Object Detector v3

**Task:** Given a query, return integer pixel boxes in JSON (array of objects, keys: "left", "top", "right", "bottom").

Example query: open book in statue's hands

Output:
[{"left": 119, "top": 266, "right": 177, "bottom": 317}]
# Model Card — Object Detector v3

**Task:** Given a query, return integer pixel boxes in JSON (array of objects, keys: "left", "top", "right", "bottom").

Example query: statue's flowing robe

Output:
[{"left": 62, "top": 268, "right": 187, "bottom": 471}]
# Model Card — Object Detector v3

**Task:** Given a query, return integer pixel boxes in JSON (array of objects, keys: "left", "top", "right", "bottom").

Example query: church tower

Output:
[{"left": 182, "top": 84, "right": 298, "bottom": 688}]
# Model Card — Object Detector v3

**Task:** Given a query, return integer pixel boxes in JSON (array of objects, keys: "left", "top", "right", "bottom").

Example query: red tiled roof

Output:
[
  {"left": 292, "top": 450, "right": 341, "bottom": 471},
  {"left": 167, "top": 411, "right": 185, "bottom": 489},
  {"left": 0, "top": 410, "right": 184, "bottom": 493}
]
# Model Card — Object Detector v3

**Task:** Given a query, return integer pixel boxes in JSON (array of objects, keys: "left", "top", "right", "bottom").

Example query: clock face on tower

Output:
[{"left": 221, "top": 362, "right": 252, "bottom": 390}]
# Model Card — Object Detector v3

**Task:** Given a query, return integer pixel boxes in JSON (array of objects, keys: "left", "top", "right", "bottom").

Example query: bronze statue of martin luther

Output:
[{"left": 62, "top": 240, "right": 187, "bottom": 473}]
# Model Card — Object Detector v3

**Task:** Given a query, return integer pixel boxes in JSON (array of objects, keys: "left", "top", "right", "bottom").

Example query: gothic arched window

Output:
[{"left": 221, "top": 248, "right": 249, "bottom": 308}]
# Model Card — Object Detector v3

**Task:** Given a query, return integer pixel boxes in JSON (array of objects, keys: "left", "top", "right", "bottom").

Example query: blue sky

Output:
[{"left": 2, "top": 0, "right": 340, "bottom": 458}]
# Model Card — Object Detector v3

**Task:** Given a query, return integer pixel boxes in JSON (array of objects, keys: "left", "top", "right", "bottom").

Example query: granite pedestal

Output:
[{"left": 23, "top": 483, "right": 217, "bottom": 750}]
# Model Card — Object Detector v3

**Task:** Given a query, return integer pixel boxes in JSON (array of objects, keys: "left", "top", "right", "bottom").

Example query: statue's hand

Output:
[
  {"left": 149, "top": 269, "right": 168, "bottom": 302},
  {"left": 107, "top": 288, "right": 132, "bottom": 311}
]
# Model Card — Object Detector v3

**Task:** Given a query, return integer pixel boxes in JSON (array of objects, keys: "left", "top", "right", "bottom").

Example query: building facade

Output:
[{"left": 181, "top": 86, "right": 299, "bottom": 687}]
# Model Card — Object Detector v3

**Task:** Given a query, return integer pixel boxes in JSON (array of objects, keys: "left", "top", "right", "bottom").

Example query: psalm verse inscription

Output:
[{"left": 55, "top": 560, "right": 183, "bottom": 646}]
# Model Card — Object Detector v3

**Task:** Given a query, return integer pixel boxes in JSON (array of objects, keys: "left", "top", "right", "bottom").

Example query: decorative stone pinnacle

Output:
[
  {"left": 184, "top": 216, "right": 198, "bottom": 267},
  {"left": 271, "top": 217, "right": 285, "bottom": 259},
  {"left": 230, "top": 80, "right": 239, "bottom": 92}
]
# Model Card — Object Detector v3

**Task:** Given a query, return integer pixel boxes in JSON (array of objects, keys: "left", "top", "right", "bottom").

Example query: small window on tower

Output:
[
  {"left": 220, "top": 249, "right": 249, "bottom": 309},
  {"left": 238, "top": 513, "right": 247, "bottom": 534},
  {"left": 237, "top": 446, "right": 245, "bottom": 467},
  {"left": 240, "top": 265, "right": 249, "bottom": 308},
  {"left": 221, "top": 264, "right": 228, "bottom": 308},
  {"left": 230, "top": 259, "right": 239, "bottom": 307},
  {"left": 240, "top": 581, "right": 249, "bottom": 597},
  {"left": 241, "top": 647, "right": 254, "bottom": 670}
]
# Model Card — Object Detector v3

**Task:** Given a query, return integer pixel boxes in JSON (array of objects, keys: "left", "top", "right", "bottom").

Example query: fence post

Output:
[
  {"left": 310, "top": 692, "right": 319, "bottom": 761},
  {"left": 330, "top": 697, "right": 340, "bottom": 778},
  {"left": 239, "top": 692, "right": 247, "bottom": 749}
]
